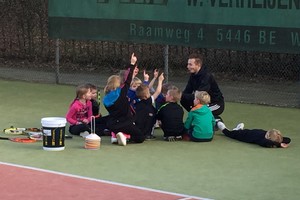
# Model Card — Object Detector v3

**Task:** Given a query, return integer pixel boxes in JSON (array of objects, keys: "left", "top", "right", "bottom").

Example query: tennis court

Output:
[{"left": 0, "top": 79, "right": 299, "bottom": 200}]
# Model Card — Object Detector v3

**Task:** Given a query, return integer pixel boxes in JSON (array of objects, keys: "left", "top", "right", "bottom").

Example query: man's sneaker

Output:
[
  {"left": 217, "top": 121, "right": 226, "bottom": 131},
  {"left": 233, "top": 123, "right": 244, "bottom": 131},
  {"left": 145, "top": 135, "right": 156, "bottom": 140},
  {"left": 80, "top": 131, "right": 90, "bottom": 138},
  {"left": 214, "top": 117, "right": 223, "bottom": 131},
  {"left": 116, "top": 132, "right": 127, "bottom": 146}
]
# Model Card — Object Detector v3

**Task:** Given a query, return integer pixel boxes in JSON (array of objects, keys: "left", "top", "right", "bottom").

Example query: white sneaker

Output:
[
  {"left": 154, "top": 120, "right": 160, "bottom": 129},
  {"left": 217, "top": 121, "right": 226, "bottom": 131},
  {"left": 233, "top": 123, "right": 244, "bottom": 131},
  {"left": 116, "top": 132, "right": 127, "bottom": 146},
  {"left": 80, "top": 131, "right": 90, "bottom": 138},
  {"left": 111, "top": 132, "right": 117, "bottom": 144},
  {"left": 111, "top": 136, "right": 117, "bottom": 144}
]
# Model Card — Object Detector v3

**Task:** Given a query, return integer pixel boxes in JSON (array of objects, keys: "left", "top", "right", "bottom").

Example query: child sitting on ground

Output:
[
  {"left": 184, "top": 91, "right": 215, "bottom": 142},
  {"left": 134, "top": 72, "right": 164, "bottom": 140},
  {"left": 122, "top": 67, "right": 149, "bottom": 109},
  {"left": 127, "top": 77, "right": 143, "bottom": 109},
  {"left": 66, "top": 84, "right": 93, "bottom": 137},
  {"left": 156, "top": 86, "right": 186, "bottom": 141},
  {"left": 85, "top": 83, "right": 101, "bottom": 117},
  {"left": 155, "top": 83, "right": 172, "bottom": 110},
  {"left": 86, "top": 83, "right": 110, "bottom": 136},
  {"left": 127, "top": 69, "right": 158, "bottom": 109},
  {"left": 103, "top": 53, "right": 144, "bottom": 146},
  {"left": 216, "top": 121, "right": 291, "bottom": 148}
]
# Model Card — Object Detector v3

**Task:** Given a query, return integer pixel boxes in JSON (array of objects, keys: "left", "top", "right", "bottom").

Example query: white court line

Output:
[{"left": 0, "top": 161, "right": 213, "bottom": 200}]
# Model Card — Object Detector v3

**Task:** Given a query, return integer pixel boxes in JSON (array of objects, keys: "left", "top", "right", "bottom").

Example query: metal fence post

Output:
[
  {"left": 298, "top": 64, "right": 300, "bottom": 108},
  {"left": 163, "top": 45, "right": 169, "bottom": 83},
  {"left": 55, "top": 39, "right": 60, "bottom": 84}
]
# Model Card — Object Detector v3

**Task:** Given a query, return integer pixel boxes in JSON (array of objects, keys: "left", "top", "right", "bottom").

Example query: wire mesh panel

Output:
[{"left": 0, "top": 0, "right": 299, "bottom": 108}]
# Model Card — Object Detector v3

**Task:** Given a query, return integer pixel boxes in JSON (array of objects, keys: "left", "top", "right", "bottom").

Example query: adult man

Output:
[{"left": 180, "top": 53, "right": 224, "bottom": 117}]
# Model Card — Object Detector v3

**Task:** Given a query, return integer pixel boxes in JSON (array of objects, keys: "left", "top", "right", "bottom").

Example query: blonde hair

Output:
[
  {"left": 131, "top": 77, "right": 142, "bottom": 87},
  {"left": 162, "top": 83, "right": 172, "bottom": 96},
  {"left": 119, "top": 70, "right": 129, "bottom": 84},
  {"left": 265, "top": 129, "right": 283, "bottom": 143},
  {"left": 195, "top": 91, "right": 211, "bottom": 105},
  {"left": 104, "top": 75, "right": 121, "bottom": 95},
  {"left": 136, "top": 84, "right": 149, "bottom": 99},
  {"left": 167, "top": 86, "right": 182, "bottom": 102}
]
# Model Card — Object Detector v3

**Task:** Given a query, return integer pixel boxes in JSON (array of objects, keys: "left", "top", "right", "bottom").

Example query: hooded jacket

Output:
[
  {"left": 184, "top": 104, "right": 215, "bottom": 139},
  {"left": 103, "top": 64, "right": 135, "bottom": 130}
]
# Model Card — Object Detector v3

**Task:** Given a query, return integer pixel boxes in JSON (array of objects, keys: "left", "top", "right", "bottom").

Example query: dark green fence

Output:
[{"left": 0, "top": 0, "right": 299, "bottom": 108}]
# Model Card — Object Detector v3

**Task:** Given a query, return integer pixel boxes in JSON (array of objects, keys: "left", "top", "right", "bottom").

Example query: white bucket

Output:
[{"left": 41, "top": 117, "right": 67, "bottom": 151}]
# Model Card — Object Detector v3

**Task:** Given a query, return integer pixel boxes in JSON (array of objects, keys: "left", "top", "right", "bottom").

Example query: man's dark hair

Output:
[{"left": 188, "top": 53, "right": 204, "bottom": 66}]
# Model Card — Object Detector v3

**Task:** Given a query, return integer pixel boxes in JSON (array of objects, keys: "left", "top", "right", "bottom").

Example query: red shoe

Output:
[
  {"left": 182, "top": 134, "right": 190, "bottom": 141},
  {"left": 111, "top": 132, "right": 130, "bottom": 144}
]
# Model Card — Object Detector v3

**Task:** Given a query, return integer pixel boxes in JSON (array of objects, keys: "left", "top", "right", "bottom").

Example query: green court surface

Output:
[{"left": 0, "top": 79, "right": 299, "bottom": 200}]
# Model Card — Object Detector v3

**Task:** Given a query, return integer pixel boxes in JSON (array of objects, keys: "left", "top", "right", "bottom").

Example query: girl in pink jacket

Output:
[{"left": 66, "top": 84, "right": 92, "bottom": 136}]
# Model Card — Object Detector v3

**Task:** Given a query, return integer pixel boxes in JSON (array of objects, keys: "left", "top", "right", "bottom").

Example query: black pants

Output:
[
  {"left": 208, "top": 101, "right": 225, "bottom": 117},
  {"left": 111, "top": 123, "right": 145, "bottom": 143},
  {"left": 95, "top": 115, "right": 109, "bottom": 136},
  {"left": 188, "top": 131, "right": 213, "bottom": 142},
  {"left": 69, "top": 124, "right": 90, "bottom": 135}
]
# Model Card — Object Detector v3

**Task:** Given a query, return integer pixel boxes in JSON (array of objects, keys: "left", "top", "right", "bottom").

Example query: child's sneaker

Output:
[
  {"left": 164, "top": 136, "right": 175, "bottom": 142},
  {"left": 116, "top": 132, "right": 127, "bottom": 146},
  {"left": 145, "top": 135, "right": 156, "bottom": 140},
  {"left": 123, "top": 133, "right": 131, "bottom": 139},
  {"left": 80, "top": 131, "right": 90, "bottom": 138},
  {"left": 154, "top": 120, "right": 160, "bottom": 129},
  {"left": 233, "top": 123, "right": 244, "bottom": 131},
  {"left": 111, "top": 132, "right": 118, "bottom": 144},
  {"left": 182, "top": 134, "right": 190, "bottom": 141},
  {"left": 217, "top": 121, "right": 226, "bottom": 131},
  {"left": 175, "top": 136, "right": 183, "bottom": 141}
]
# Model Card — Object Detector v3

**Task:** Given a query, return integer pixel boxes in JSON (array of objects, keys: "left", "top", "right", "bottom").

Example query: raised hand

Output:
[
  {"left": 143, "top": 70, "right": 149, "bottom": 82},
  {"left": 130, "top": 53, "right": 137, "bottom": 65},
  {"left": 158, "top": 72, "right": 164, "bottom": 82}
]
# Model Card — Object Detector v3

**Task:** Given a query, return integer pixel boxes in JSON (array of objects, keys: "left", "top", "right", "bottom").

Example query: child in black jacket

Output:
[
  {"left": 135, "top": 73, "right": 164, "bottom": 140},
  {"left": 157, "top": 86, "right": 186, "bottom": 141},
  {"left": 217, "top": 121, "right": 291, "bottom": 148},
  {"left": 103, "top": 53, "right": 144, "bottom": 146}
]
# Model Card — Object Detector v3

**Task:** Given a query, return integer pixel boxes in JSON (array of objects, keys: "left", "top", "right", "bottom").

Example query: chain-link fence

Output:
[{"left": 1, "top": 0, "right": 299, "bottom": 108}]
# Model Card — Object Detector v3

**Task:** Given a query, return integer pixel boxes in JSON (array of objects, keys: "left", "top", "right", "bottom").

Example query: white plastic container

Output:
[{"left": 41, "top": 117, "right": 66, "bottom": 151}]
